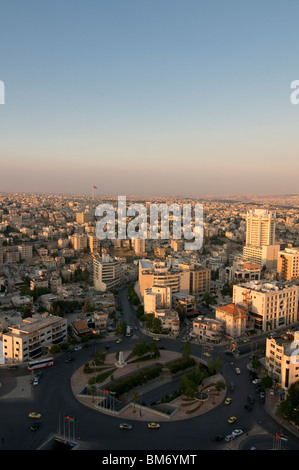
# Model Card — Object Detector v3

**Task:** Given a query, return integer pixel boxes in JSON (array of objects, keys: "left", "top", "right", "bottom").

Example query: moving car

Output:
[
  {"left": 119, "top": 423, "right": 133, "bottom": 430},
  {"left": 235, "top": 368, "right": 241, "bottom": 374},
  {"left": 33, "top": 378, "right": 39, "bottom": 386},
  {"left": 152, "top": 337, "right": 160, "bottom": 341},
  {"left": 225, "top": 398, "right": 232, "bottom": 405},
  {"left": 29, "top": 412, "right": 41, "bottom": 419},
  {"left": 148, "top": 422, "right": 160, "bottom": 429},
  {"left": 30, "top": 422, "right": 40, "bottom": 431},
  {"left": 244, "top": 404, "right": 252, "bottom": 411},
  {"left": 228, "top": 416, "right": 237, "bottom": 424},
  {"left": 65, "top": 357, "right": 75, "bottom": 363},
  {"left": 116, "top": 338, "right": 123, "bottom": 344},
  {"left": 225, "top": 434, "right": 235, "bottom": 442}
]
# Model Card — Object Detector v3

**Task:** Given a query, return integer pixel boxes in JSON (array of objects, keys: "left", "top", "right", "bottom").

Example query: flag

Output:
[
  {"left": 64, "top": 415, "right": 78, "bottom": 422},
  {"left": 276, "top": 433, "right": 288, "bottom": 441}
]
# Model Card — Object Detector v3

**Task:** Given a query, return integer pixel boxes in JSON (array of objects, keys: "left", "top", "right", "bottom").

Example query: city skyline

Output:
[{"left": 0, "top": 1, "right": 299, "bottom": 196}]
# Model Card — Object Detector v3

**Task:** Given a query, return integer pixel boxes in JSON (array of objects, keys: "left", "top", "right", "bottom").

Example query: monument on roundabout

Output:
[{"left": 115, "top": 351, "right": 127, "bottom": 368}]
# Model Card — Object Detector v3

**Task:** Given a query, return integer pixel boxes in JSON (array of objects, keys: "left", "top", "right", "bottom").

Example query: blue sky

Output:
[{"left": 0, "top": 0, "right": 299, "bottom": 196}]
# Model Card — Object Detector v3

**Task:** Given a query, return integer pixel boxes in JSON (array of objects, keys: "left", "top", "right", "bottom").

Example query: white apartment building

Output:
[
  {"left": 2, "top": 313, "right": 67, "bottom": 363},
  {"left": 265, "top": 331, "right": 299, "bottom": 392},
  {"left": 93, "top": 253, "right": 123, "bottom": 292},
  {"left": 277, "top": 247, "right": 299, "bottom": 281},
  {"left": 233, "top": 281, "right": 299, "bottom": 332}
]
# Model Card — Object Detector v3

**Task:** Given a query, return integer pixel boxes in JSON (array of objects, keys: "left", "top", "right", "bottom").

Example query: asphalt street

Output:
[{"left": 0, "top": 287, "right": 298, "bottom": 452}]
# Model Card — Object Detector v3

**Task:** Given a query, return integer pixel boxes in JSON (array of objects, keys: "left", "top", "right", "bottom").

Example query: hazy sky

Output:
[{"left": 0, "top": 0, "right": 299, "bottom": 196}]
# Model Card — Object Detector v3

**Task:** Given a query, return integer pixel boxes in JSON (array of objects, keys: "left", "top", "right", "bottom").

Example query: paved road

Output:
[{"left": 0, "top": 288, "right": 298, "bottom": 451}]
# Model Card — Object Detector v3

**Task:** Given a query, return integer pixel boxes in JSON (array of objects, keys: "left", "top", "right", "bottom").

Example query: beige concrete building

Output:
[
  {"left": 138, "top": 259, "right": 190, "bottom": 297},
  {"left": 132, "top": 237, "right": 146, "bottom": 255},
  {"left": 277, "top": 247, "right": 299, "bottom": 281},
  {"left": 18, "top": 244, "right": 33, "bottom": 261},
  {"left": 189, "top": 266, "right": 211, "bottom": 296},
  {"left": 87, "top": 234, "right": 100, "bottom": 254},
  {"left": 245, "top": 209, "right": 276, "bottom": 246},
  {"left": 192, "top": 316, "right": 224, "bottom": 344},
  {"left": 2, "top": 313, "right": 67, "bottom": 363},
  {"left": 233, "top": 281, "right": 299, "bottom": 332},
  {"left": 154, "top": 309, "right": 180, "bottom": 336},
  {"left": 225, "top": 261, "right": 261, "bottom": 285},
  {"left": 265, "top": 331, "right": 299, "bottom": 392},
  {"left": 243, "top": 244, "right": 280, "bottom": 270},
  {"left": 144, "top": 286, "right": 172, "bottom": 313},
  {"left": 93, "top": 253, "right": 123, "bottom": 292},
  {"left": 243, "top": 208, "right": 279, "bottom": 269},
  {"left": 69, "top": 233, "right": 88, "bottom": 251},
  {"left": 215, "top": 303, "right": 248, "bottom": 338},
  {"left": 76, "top": 211, "right": 91, "bottom": 224}
]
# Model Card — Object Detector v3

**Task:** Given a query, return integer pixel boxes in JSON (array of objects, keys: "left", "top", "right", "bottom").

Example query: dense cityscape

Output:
[
  {"left": 0, "top": 191, "right": 299, "bottom": 452},
  {"left": 1, "top": 0, "right": 299, "bottom": 458}
]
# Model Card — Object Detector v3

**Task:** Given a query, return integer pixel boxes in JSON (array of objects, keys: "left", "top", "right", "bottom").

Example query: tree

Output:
[{"left": 182, "top": 340, "right": 191, "bottom": 358}]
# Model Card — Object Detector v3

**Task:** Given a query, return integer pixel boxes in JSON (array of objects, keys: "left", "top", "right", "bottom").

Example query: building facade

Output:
[{"left": 2, "top": 313, "right": 67, "bottom": 363}]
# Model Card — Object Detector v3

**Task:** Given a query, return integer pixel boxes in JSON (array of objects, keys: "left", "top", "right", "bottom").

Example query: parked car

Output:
[
  {"left": 235, "top": 368, "right": 241, "bottom": 374},
  {"left": 248, "top": 395, "right": 255, "bottom": 404},
  {"left": 232, "top": 429, "right": 243, "bottom": 437},
  {"left": 252, "top": 378, "right": 260, "bottom": 384},
  {"left": 212, "top": 435, "right": 223, "bottom": 442},
  {"left": 225, "top": 434, "right": 235, "bottom": 442}
]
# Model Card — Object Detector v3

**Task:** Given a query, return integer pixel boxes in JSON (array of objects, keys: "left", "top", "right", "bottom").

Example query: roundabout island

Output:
[{"left": 71, "top": 348, "right": 227, "bottom": 422}]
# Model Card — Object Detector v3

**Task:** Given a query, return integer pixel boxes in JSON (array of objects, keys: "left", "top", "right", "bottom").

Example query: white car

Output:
[
  {"left": 235, "top": 368, "right": 241, "bottom": 374},
  {"left": 33, "top": 378, "right": 39, "bottom": 386},
  {"left": 252, "top": 378, "right": 260, "bottom": 384},
  {"left": 225, "top": 434, "right": 235, "bottom": 442},
  {"left": 232, "top": 429, "right": 243, "bottom": 437}
]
